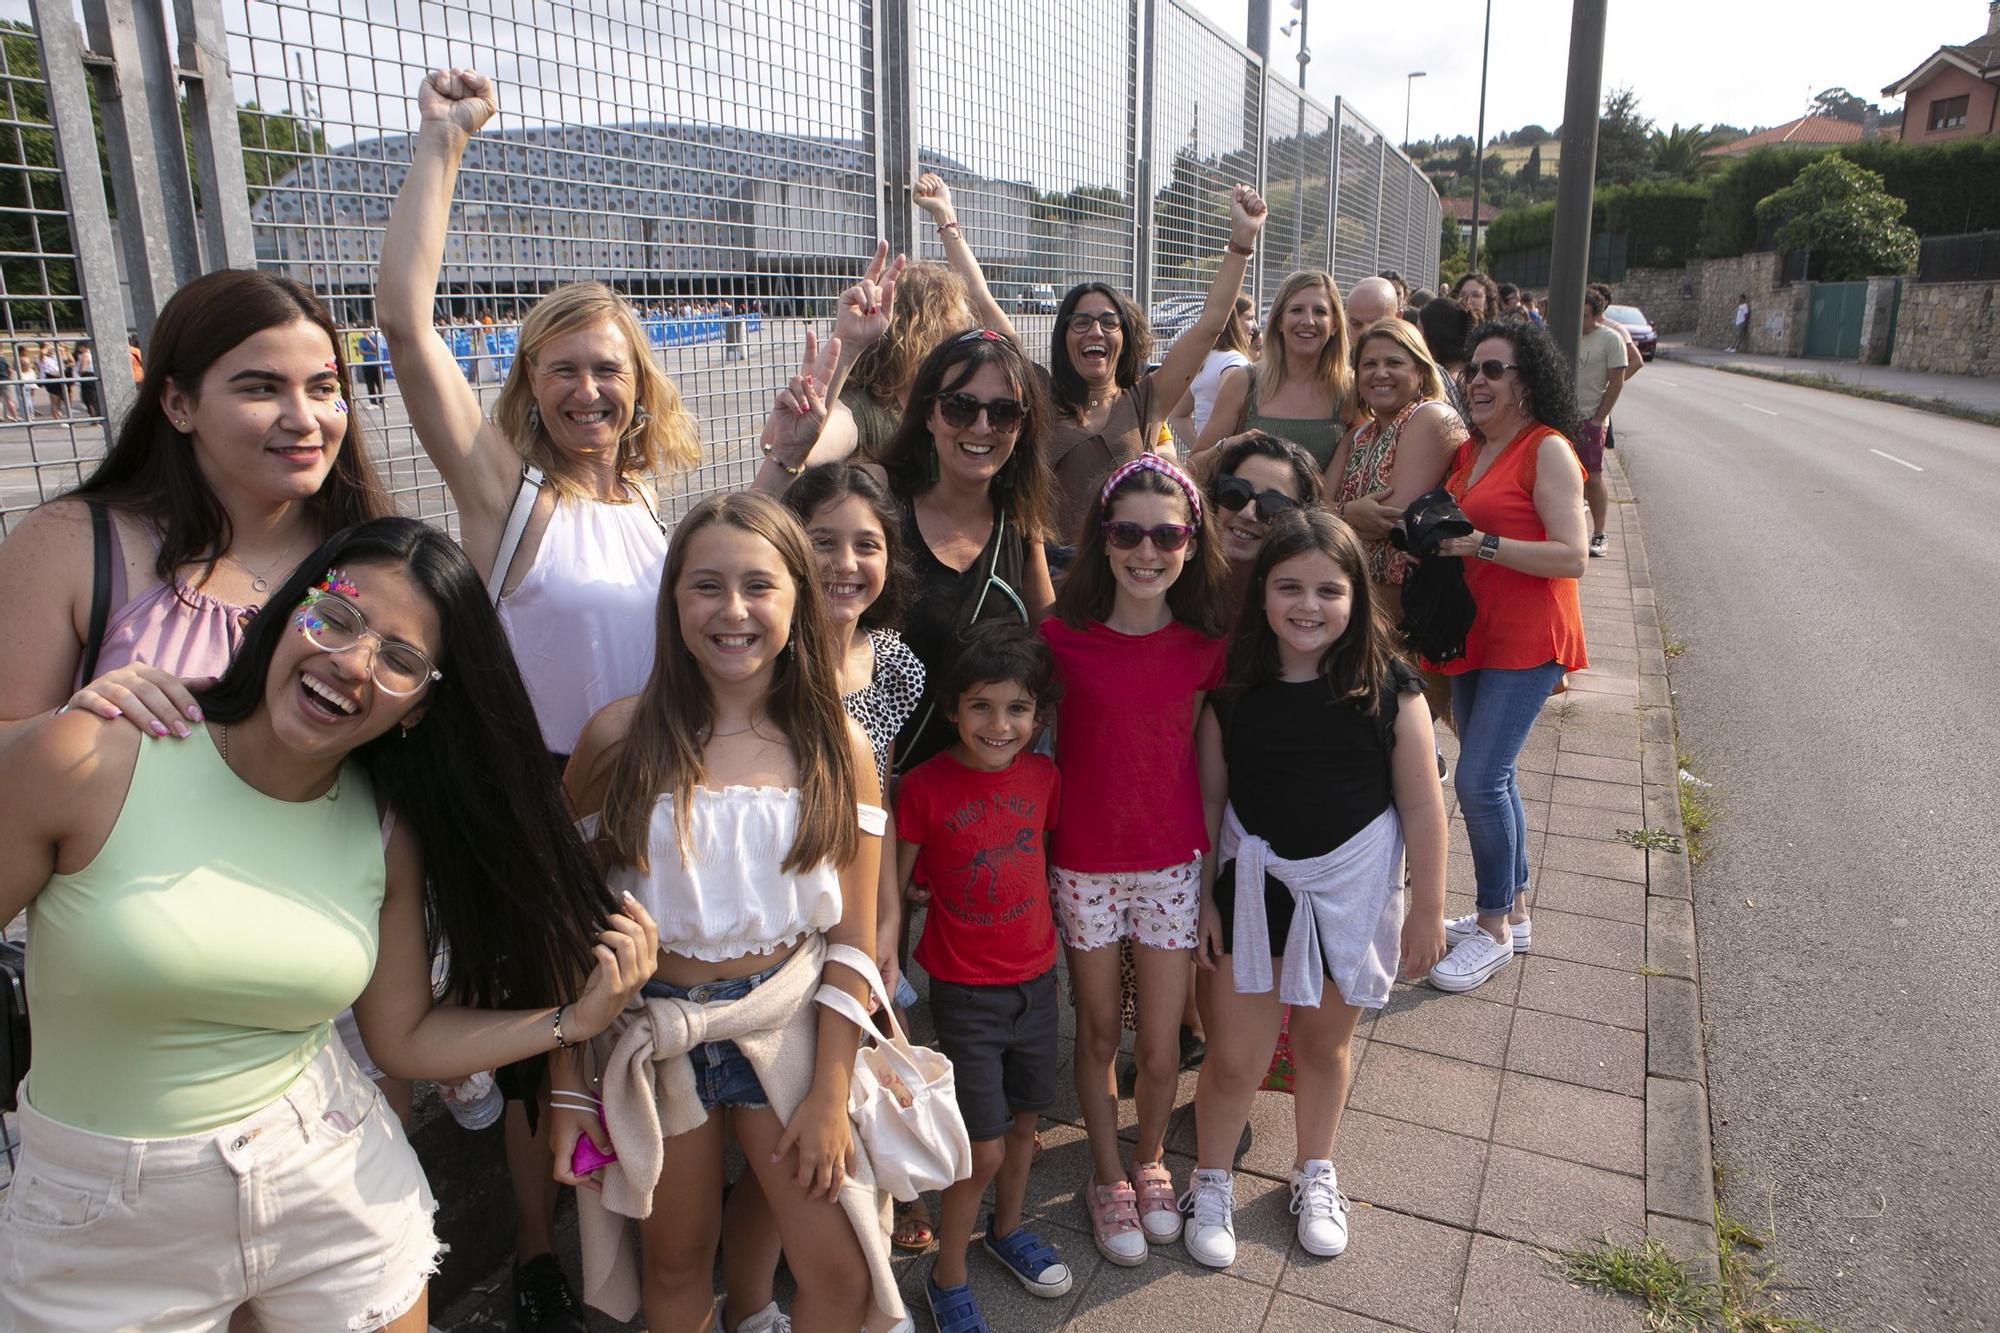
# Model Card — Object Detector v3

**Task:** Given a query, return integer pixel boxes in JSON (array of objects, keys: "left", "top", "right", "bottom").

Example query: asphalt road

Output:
[{"left": 1615, "top": 362, "right": 2000, "bottom": 1331}]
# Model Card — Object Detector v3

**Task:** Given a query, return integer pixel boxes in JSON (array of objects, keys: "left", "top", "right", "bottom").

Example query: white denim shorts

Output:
[
  {"left": 1050, "top": 853, "right": 1203, "bottom": 952},
  {"left": 0, "top": 1037, "right": 441, "bottom": 1332}
]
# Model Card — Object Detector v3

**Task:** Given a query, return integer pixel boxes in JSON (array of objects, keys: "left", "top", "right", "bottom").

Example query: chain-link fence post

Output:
[
  {"left": 1372, "top": 135, "right": 1386, "bottom": 275},
  {"left": 28, "top": 0, "right": 133, "bottom": 436},
  {"left": 175, "top": 0, "right": 257, "bottom": 270},
  {"left": 1132, "top": 0, "right": 1155, "bottom": 314},
  {"left": 873, "top": 0, "right": 918, "bottom": 264}
]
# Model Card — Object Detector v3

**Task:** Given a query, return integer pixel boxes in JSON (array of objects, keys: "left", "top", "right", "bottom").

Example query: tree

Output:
[
  {"left": 1754, "top": 155, "right": 1918, "bottom": 280},
  {"left": 1809, "top": 87, "right": 1876, "bottom": 126},
  {"left": 1651, "top": 123, "right": 1721, "bottom": 182},
  {"left": 1593, "top": 87, "right": 1656, "bottom": 186},
  {"left": 1522, "top": 143, "right": 1542, "bottom": 185},
  {"left": 240, "top": 103, "right": 329, "bottom": 204},
  {"left": 1512, "top": 125, "right": 1550, "bottom": 147}
]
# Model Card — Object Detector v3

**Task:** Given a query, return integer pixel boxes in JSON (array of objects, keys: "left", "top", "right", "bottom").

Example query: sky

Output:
[{"left": 1184, "top": 0, "right": 1983, "bottom": 145}]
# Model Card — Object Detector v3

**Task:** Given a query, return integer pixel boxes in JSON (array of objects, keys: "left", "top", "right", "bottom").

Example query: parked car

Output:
[
  {"left": 1148, "top": 295, "right": 1206, "bottom": 342},
  {"left": 1605, "top": 304, "right": 1656, "bottom": 361},
  {"left": 1026, "top": 283, "right": 1059, "bottom": 314}
]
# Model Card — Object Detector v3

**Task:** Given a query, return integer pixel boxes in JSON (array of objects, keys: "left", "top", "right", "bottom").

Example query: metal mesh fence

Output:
[
  {"left": 0, "top": 20, "right": 107, "bottom": 537},
  {"left": 1, "top": 0, "right": 1440, "bottom": 533}
]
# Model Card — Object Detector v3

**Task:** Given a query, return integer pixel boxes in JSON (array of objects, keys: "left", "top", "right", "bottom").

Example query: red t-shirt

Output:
[
  {"left": 896, "top": 751, "right": 1061, "bottom": 986},
  {"left": 1039, "top": 616, "right": 1226, "bottom": 872}
]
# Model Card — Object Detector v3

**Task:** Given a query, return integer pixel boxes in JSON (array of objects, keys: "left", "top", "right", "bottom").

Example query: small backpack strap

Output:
[
  {"left": 486, "top": 464, "right": 546, "bottom": 606},
  {"left": 80, "top": 500, "right": 113, "bottom": 684}
]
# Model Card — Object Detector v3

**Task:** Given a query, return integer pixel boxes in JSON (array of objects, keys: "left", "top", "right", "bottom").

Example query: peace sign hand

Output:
[
  {"left": 760, "top": 328, "right": 842, "bottom": 472},
  {"left": 417, "top": 67, "right": 496, "bottom": 138},
  {"left": 833, "top": 241, "right": 905, "bottom": 354}
]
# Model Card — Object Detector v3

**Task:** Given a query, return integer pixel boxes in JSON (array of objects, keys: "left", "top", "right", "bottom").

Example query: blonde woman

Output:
[
  {"left": 1198, "top": 271, "right": 1351, "bottom": 470},
  {"left": 378, "top": 66, "right": 700, "bottom": 1324},
  {"left": 1324, "top": 317, "right": 1467, "bottom": 624}
]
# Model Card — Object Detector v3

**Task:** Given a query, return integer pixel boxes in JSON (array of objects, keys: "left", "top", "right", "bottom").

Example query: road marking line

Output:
[
  {"left": 1740, "top": 403, "right": 1780, "bottom": 416},
  {"left": 1651, "top": 379, "right": 1679, "bottom": 388},
  {"left": 1869, "top": 448, "right": 1925, "bottom": 472}
]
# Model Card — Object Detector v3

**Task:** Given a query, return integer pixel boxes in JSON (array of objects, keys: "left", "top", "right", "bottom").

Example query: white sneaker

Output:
[
  {"left": 1290, "top": 1160, "right": 1349, "bottom": 1257},
  {"left": 1179, "top": 1169, "right": 1237, "bottom": 1268},
  {"left": 1443, "top": 912, "right": 1531, "bottom": 953},
  {"left": 717, "top": 1302, "right": 791, "bottom": 1333},
  {"left": 1429, "top": 928, "right": 1515, "bottom": 993}
]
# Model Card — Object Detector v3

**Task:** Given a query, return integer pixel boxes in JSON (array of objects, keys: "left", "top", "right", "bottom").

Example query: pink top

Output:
[
  {"left": 85, "top": 518, "right": 255, "bottom": 686},
  {"left": 1039, "top": 616, "right": 1226, "bottom": 873}
]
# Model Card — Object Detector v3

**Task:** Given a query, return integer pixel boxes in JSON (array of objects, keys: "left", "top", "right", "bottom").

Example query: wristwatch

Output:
[{"left": 1476, "top": 533, "right": 1501, "bottom": 561}]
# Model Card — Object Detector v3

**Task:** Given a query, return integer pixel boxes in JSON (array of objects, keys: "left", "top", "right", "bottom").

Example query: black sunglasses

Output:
[
  {"left": 1212, "top": 474, "right": 1301, "bottom": 523},
  {"left": 1101, "top": 520, "right": 1195, "bottom": 552},
  {"left": 1066, "top": 311, "right": 1124, "bottom": 334},
  {"left": 1467, "top": 359, "right": 1519, "bottom": 381},
  {"left": 937, "top": 391, "right": 1025, "bottom": 431}
]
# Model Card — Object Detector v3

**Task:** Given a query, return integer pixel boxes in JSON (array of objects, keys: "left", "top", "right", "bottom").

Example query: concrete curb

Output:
[{"left": 1613, "top": 457, "right": 1721, "bottom": 1281}]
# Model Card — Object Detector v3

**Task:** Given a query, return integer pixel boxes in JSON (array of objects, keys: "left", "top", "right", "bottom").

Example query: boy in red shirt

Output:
[{"left": 896, "top": 623, "right": 1072, "bottom": 1330}]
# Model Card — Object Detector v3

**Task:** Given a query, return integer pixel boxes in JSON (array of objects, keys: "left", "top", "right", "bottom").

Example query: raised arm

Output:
[
  {"left": 913, "top": 173, "right": 1019, "bottom": 343},
  {"left": 376, "top": 68, "right": 520, "bottom": 543},
  {"left": 1148, "top": 185, "right": 1267, "bottom": 426}
]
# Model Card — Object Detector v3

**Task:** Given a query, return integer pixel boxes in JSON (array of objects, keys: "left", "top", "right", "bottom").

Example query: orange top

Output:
[{"left": 1431, "top": 424, "right": 1588, "bottom": 676}]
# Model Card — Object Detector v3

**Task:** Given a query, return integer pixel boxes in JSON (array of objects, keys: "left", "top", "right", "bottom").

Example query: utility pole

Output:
[
  {"left": 1547, "top": 0, "right": 1607, "bottom": 371},
  {"left": 1405, "top": 70, "right": 1426, "bottom": 148},
  {"left": 1468, "top": 0, "right": 1492, "bottom": 270},
  {"left": 1247, "top": 0, "right": 1270, "bottom": 60}
]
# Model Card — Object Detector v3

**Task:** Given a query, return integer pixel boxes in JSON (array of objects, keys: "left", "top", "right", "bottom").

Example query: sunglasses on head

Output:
[
  {"left": 1101, "top": 520, "right": 1195, "bottom": 552},
  {"left": 1467, "top": 359, "right": 1519, "bottom": 381},
  {"left": 1212, "top": 474, "right": 1301, "bottom": 523},
  {"left": 937, "top": 391, "right": 1024, "bottom": 431}
]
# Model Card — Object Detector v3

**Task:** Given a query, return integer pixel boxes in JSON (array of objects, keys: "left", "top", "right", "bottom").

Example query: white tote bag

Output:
[{"left": 815, "top": 944, "right": 973, "bottom": 1201}]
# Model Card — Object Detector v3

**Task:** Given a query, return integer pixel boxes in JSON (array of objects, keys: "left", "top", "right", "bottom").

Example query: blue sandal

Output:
[
  {"left": 982, "top": 1218, "right": 1075, "bottom": 1298},
  {"left": 924, "top": 1274, "right": 990, "bottom": 1333}
]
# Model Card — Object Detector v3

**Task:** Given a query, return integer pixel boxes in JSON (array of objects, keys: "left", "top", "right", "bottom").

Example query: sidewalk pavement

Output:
[
  {"left": 1656, "top": 334, "right": 2000, "bottom": 414},
  {"left": 441, "top": 457, "right": 1713, "bottom": 1332}
]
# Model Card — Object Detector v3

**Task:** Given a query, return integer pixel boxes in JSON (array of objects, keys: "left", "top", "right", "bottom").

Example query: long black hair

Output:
[
  {"left": 877, "top": 330, "right": 1054, "bottom": 540},
  {"left": 1048, "top": 281, "right": 1150, "bottom": 416},
  {"left": 70, "top": 270, "right": 390, "bottom": 590},
  {"left": 1224, "top": 508, "right": 1403, "bottom": 711},
  {"left": 1465, "top": 318, "right": 1580, "bottom": 445},
  {"left": 196, "top": 517, "right": 609, "bottom": 1010}
]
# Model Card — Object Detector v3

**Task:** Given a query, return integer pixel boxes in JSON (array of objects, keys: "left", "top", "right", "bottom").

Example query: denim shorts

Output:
[{"left": 640, "top": 963, "right": 781, "bottom": 1112}]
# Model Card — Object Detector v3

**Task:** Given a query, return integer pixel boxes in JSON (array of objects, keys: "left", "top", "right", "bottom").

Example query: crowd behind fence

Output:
[{"left": 0, "top": 0, "right": 1439, "bottom": 536}]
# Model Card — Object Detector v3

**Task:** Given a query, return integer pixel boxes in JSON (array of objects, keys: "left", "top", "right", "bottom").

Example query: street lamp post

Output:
[
  {"left": 1405, "top": 70, "right": 1426, "bottom": 148},
  {"left": 1469, "top": 0, "right": 1493, "bottom": 270},
  {"left": 1280, "top": 1, "right": 1311, "bottom": 266}
]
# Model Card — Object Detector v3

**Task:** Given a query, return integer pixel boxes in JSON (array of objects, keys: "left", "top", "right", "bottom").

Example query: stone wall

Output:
[
  {"left": 1697, "top": 253, "right": 1806, "bottom": 355},
  {"left": 1891, "top": 280, "right": 2000, "bottom": 376},
  {"left": 1614, "top": 264, "right": 1702, "bottom": 334}
]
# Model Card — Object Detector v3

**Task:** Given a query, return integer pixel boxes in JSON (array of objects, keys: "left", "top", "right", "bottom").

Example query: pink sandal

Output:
[
  {"left": 1086, "top": 1181, "right": 1148, "bottom": 1266},
  {"left": 1132, "top": 1160, "right": 1183, "bottom": 1244}
]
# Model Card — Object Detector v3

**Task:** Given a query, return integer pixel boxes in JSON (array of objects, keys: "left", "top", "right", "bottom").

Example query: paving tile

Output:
[
  {"left": 1523, "top": 911, "right": 1644, "bottom": 973},
  {"left": 1065, "top": 1244, "right": 1271, "bottom": 1331},
  {"left": 1515, "top": 955, "right": 1645, "bottom": 1031},
  {"left": 1645, "top": 1077, "right": 1716, "bottom": 1226},
  {"left": 1514, "top": 767, "right": 1554, "bottom": 803},
  {"left": 1491, "top": 1072, "right": 1644, "bottom": 1176},
  {"left": 1539, "top": 834, "right": 1647, "bottom": 885},
  {"left": 1346, "top": 1045, "right": 1502, "bottom": 1140},
  {"left": 1370, "top": 986, "right": 1516, "bottom": 1065},
  {"left": 1547, "top": 776, "right": 1643, "bottom": 815},
  {"left": 1647, "top": 1211, "right": 1720, "bottom": 1285},
  {"left": 1277, "top": 1204, "right": 1472, "bottom": 1333},
  {"left": 1263, "top": 1292, "right": 1416, "bottom": 1333},
  {"left": 1336, "top": 1112, "right": 1488, "bottom": 1228},
  {"left": 1646, "top": 975, "right": 1705, "bottom": 1083},
  {"left": 1529, "top": 869, "right": 1646, "bottom": 923},
  {"left": 1564, "top": 672, "right": 1639, "bottom": 697},
  {"left": 1476, "top": 1145, "right": 1645, "bottom": 1251},
  {"left": 1554, "top": 727, "right": 1643, "bottom": 761},
  {"left": 1452, "top": 1235, "right": 1646, "bottom": 1331},
  {"left": 1544, "top": 801, "right": 1647, "bottom": 842},
  {"left": 1504, "top": 1009, "right": 1645, "bottom": 1097}
]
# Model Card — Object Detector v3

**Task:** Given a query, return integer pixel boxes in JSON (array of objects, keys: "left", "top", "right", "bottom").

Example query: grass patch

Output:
[
  {"left": 1668, "top": 358, "right": 2000, "bottom": 430},
  {"left": 1676, "top": 750, "right": 1717, "bottom": 865},
  {"left": 1560, "top": 1212, "right": 1829, "bottom": 1332},
  {"left": 1664, "top": 638, "right": 1688, "bottom": 659}
]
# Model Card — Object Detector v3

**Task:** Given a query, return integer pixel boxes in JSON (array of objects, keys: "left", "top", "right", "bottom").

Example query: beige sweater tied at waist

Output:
[{"left": 576, "top": 933, "right": 903, "bottom": 1327}]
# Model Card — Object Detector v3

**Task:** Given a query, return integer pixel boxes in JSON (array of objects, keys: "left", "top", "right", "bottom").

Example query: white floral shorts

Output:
[{"left": 1050, "top": 854, "right": 1202, "bottom": 952}]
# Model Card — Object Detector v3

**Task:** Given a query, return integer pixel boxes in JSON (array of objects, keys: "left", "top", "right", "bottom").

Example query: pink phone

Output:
[{"left": 570, "top": 1107, "right": 618, "bottom": 1176}]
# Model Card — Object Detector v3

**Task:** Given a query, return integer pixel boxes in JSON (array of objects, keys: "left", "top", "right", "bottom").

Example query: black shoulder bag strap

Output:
[{"left": 80, "top": 500, "right": 113, "bottom": 684}]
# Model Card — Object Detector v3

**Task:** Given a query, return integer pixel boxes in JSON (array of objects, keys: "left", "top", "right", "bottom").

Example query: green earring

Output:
[{"left": 927, "top": 444, "right": 940, "bottom": 484}]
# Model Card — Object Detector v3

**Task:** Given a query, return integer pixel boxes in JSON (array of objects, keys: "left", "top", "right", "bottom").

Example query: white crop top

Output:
[{"left": 591, "top": 786, "right": 888, "bottom": 963}]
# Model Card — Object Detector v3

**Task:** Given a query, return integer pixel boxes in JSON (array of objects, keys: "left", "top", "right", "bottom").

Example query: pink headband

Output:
[{"left": 1099, "top": 454, "right": 1204, "bottom": 531}]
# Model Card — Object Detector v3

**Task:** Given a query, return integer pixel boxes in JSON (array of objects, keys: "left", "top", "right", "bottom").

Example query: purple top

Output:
[{"left": 83, "top": 518, "right": 255, "bottom": 686}]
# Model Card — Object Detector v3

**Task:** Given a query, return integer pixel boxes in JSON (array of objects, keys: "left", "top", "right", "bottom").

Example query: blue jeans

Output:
[
  {"left": 1451, "top": 661, "right": 1565, "bottom": 914},
  {"left": 640, "top": 963, "right": 781, "bottom": 1111}
]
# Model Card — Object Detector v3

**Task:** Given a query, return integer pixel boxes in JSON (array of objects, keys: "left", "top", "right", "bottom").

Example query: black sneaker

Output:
[
  {"left": 1589, "top": 533, "right": 1607, "bottom": 558},
  {"left": 1178, "top": 1025, "right": 1207, "bottom": 1072},
  {"left": 515, "top": 1253, "right": 587, "bottom": 1333}
]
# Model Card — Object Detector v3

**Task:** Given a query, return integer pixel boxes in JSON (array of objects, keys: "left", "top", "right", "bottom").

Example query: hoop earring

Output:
[
  {"left": 526, "top": 403, "right": 543, "bottom": 436},
  {"left": 625, "top": 403, "right": 651, "bottom": 440}
]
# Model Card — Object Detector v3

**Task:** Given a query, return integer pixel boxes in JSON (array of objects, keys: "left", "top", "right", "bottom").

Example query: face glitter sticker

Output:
[
  {"left": 296, "top": 568, "right": 359, "bottom": 636},
  {"left": 334, "top": 399, "right": 348, "bottom": 414}
]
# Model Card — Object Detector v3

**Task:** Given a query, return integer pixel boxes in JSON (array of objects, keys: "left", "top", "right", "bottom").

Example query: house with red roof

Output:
[
  {"left": 1702, "top": 115, "right": 1863, "bottom": 158},
  {"left": 1882, "top": 3, "right": 2000, "bottom": 144}
]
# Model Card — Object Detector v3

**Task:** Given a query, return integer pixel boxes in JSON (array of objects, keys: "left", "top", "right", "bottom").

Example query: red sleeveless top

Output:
[{"left": 1430, "top": 425, "right": 1588, "bottom": 676}]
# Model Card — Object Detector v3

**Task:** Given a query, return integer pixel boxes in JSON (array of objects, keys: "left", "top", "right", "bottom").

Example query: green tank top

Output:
[
  {"left": 1245, "top": 382, "right": 1343, "bottom": 470},
  {"left": 26, "top": 729, "right": 384, "bottom": 1138}
]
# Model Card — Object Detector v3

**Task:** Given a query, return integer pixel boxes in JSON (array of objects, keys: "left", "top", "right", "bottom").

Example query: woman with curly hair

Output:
[
  {"left": 1422, "top": 320, "right": 1589, "bottom": 996},
  {"left": 1450, "top": 272, "right": 1501, "bottom": 323}
]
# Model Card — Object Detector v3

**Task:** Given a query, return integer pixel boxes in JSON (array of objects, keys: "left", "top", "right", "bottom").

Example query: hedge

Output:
[{"left": 1482, "top": 180, "right": 1708, "bottom": 272}]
